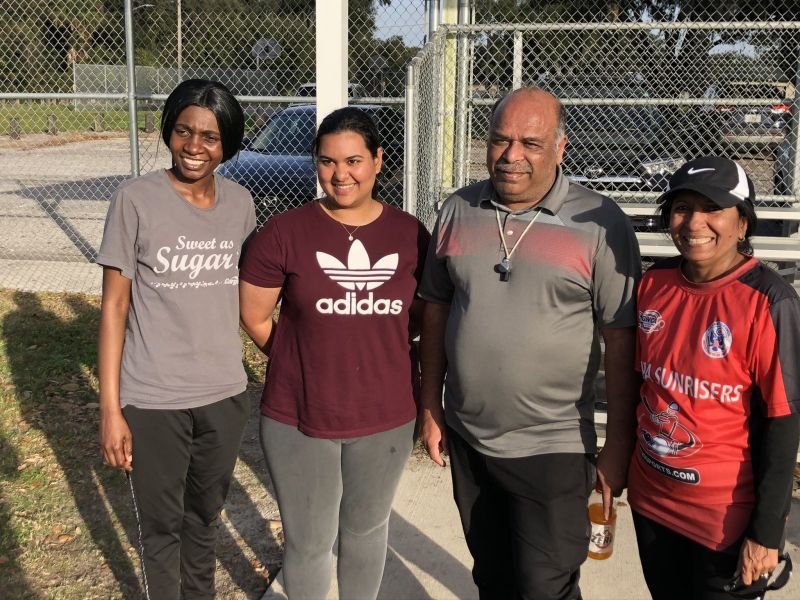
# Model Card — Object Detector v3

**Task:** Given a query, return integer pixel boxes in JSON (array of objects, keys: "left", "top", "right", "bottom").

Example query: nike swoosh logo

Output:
[{"left": 687, "top": 167, "right": 715, "bottom": 175}]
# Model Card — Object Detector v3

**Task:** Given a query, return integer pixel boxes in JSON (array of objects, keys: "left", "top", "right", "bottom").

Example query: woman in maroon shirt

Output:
[{"left": 239, "top": 107, "right": 429, "bottom": 598}]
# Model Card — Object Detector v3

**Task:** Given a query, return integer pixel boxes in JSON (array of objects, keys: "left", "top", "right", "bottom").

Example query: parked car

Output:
[
  {"left": 296, "top": 82, "right": 366, "bottom": 99},
  {"left": 217, "top": 104, "right": 404, "bottom": 224},
  {"left": 706, "top": 81, "right": 795, "bottom": 156},
  {"left": 542, "top": 80, "right": 688, "bottom": 199},
  {"left": 773, "top": 134, "right": 793, "bottom": 196}
]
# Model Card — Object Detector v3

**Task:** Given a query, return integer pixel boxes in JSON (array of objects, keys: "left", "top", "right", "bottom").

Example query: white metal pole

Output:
[
  {"left": 316, "top": 0, "right": 348, "bottom": 196},
  {"left": 316, "top": 0, "right": 348, "bottom": 121},
  {"left": 513, "top": 31, "right": 523, "bottom": 90},
  {"left": 453, "top": 0, "right": 470, "bottom": 188},
  {"left": 124, "top": 0, "right": 140, "bottom": 177},
  {"left": 177, "top": 0, "right": 183, "bottom": 79},
  {"left": 404, "top": 60, "right": 418, "bottom": 215},
  {"left": 428, "top": 0, "right": 439, "bottom": 38}
]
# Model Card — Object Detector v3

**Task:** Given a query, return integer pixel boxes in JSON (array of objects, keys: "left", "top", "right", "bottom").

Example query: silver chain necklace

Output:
[
  {"left": 337, "top": 222, "right": 362, "bottom": 241},
  {"left": 321, "top": 198, "right": 363, "bottom": 241},
  {"left": 495, "top": 206, "right": 541, "bottom": 282}
]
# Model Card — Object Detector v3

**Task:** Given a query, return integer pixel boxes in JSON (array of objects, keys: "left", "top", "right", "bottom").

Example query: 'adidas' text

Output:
[{"left": 316, "top": 292, "right": 403, "bottom": 315}]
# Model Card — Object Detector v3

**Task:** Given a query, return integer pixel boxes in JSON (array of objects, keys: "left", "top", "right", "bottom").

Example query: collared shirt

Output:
[{"left": 419, "top": 168, "right": 641, "bottom": 457}]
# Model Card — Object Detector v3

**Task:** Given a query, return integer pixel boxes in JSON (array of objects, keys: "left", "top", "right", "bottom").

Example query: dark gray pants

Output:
[
  {"left": 260, "top": 416, "right": 415, "bottom": 600},
  {"left": 448, "top": 427, "right": 593, "bottom": 600},
  {"left": 123, "top": 392, "right": 249, "bottom": 600}
]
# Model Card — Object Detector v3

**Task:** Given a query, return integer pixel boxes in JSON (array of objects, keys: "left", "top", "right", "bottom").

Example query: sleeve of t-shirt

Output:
[
  {"left": 239, "top": 217, "right": 287, "bottom": 289},
  {"left": 753, "top": 295, "right": 800, "bottom": 417},
  {"left": 96, "top": 185, "right": 139, "bottom": 280},
  {"left": 244, "top": 201, "right": 257, "bottom": 240},
  {"left": 592, "top": 201, "right": 642, "bottom": 329},
  {"left": 417, "top": 202, "right": 455, "bottom": 304},
  {"left": 414, "top": 220, "right": 432, "bottom": 285}
]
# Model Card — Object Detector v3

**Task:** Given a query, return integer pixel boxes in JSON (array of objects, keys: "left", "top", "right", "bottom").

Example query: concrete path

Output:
[{"left": 263, "top": 453, "right": 800, "bottom": 600}]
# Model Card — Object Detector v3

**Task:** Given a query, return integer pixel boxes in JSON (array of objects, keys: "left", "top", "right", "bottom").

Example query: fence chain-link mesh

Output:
[
  {"left": 408, "top": 3, "right": 800, "bottom": 264},
  {"left": 3, "top": 1, "right": 799, "bottom": 292},
  {"left": 1, "top": 0, "right": 423, "bottom": 293}
]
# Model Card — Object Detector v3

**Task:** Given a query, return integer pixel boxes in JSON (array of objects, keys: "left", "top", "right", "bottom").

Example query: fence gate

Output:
[{"left": 407, "top": 3, "right": 800, "bottom": 279}]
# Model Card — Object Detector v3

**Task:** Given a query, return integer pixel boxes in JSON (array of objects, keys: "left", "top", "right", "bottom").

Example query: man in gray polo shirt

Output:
[{"left": 418, "top": 87, "right": 641, "bottom": 599}]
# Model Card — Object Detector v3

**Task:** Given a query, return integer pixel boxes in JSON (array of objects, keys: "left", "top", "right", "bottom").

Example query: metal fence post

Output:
[
  {"left": 428, "top": 0, "right": 439, "bottom": 39},
  {"left": 124, "top": 0, "right": 140, "bottom": 177},
  {"left": 405, "top": 61, "right": 418, "bottom": 215},
  {"left": 453, "top": 0, "right": 470, "bottom": 189},
  {"left": 792, "top": 53, "right": 800, "bottom": 200}
]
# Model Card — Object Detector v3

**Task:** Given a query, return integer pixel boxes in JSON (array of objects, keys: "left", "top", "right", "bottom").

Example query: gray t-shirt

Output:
[
  {"left": 419, "top": 169, "right": 641, "bottom": 458},
  {"left": 97, "top": 169, "right": 257, "bottom": 409}
]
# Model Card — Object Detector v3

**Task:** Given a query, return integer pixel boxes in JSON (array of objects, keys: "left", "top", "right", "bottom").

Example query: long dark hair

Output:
[{"left": 161, "top": 79, "right": 244, "bottom": 163}]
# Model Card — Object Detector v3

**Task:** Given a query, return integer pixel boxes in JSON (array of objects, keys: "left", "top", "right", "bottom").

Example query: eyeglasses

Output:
[{"left": 721, "top": 553, "right": 792, "bottom": 599}]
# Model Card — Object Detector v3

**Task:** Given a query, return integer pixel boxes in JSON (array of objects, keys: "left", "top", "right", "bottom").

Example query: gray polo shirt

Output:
[{"left": 419, "top": 169, "right": 640, "bottom": 458}]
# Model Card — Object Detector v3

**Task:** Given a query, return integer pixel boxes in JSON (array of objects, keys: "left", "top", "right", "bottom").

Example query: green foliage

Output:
[{"left": 1, "top": 0, "right": 399, "bottom": 94}]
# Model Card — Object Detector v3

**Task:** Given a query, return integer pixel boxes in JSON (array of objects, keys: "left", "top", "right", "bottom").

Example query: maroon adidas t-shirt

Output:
[{"left": 240, "top": 201, "right": 430, "bottom": 438}]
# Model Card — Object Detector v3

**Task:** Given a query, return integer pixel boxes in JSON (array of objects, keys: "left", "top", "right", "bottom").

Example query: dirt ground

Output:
[{"left": 211, "top": 386, "right": 285, "bottom": 599}]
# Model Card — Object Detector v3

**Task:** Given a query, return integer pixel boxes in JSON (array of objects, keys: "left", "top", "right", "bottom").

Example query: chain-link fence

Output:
[
  {"left": 0, "top": 0, "right": 425, "bottom": 293},
  {"left": 407, "top": 3, "right": 800, "bottom": 278},
  {"left": 3, "top": 1, "right": 800, "bottom": 293}
]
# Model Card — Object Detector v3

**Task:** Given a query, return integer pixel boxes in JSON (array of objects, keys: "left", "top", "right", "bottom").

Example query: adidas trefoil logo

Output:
[
  {"left": 315, "top": 240, "right": 404, "bottom": 315},
  {"left": 316, "top": 239, "right": 397, "bottom": 291}
]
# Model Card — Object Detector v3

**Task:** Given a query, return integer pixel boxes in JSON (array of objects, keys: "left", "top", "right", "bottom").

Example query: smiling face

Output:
[
  {"left": 316, "top": 130, "right": 383, "bottom": 210},
  {"left": 486, "top": 89, "right": 567, "bottom": 210},
  {"left": 168, "top": 105, "right": 224, "bottom": 184},
  {"left": 669, "top": 191, "right": 748, "bottom": 282}
]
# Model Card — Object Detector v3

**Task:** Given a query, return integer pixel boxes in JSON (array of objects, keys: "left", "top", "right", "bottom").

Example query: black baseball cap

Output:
[{"left": 658, "top": 156, "right": 755, "bottom": 208}]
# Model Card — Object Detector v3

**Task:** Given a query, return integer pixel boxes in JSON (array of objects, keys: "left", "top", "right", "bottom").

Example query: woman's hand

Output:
[
  {"left": 100, "top": 411, "right": 133, "bottom": 471},
  {"left": 98, "top": 267, "right": 133, "bottom": 471},
  {"left": 737, "top": 537, "right": 779, "bottom": 585}
]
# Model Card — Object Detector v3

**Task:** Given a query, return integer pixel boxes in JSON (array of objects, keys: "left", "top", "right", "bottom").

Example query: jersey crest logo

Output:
[
  {"left": 316, "top": 240, "right": 398, "bottom": 291},
  {"left": 638, "top": 309, "right": 665, "bottom": 334},
  {"left": 701, "top": 321, "right": 732, "bottom": 359}
]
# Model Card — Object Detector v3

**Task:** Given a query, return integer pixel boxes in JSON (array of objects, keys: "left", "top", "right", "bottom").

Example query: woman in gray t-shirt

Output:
[{"left": 96, "top": 79, "right": 256, "bottom": 597}]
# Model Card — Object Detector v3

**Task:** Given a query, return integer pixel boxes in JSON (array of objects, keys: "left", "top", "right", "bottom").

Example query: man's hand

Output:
[
  {"left": 737, "top": 538, "right": 779, "bottom": 585},
  {"left": 597, "top": 326, "right": 639, "bottom": 520},
  {"left": 419, "top": 301, "right": 450, "bottom": 467},
  {"left": 419, "top": 406, "right": 448, "bottom": 466},
  {"left": 595, "top": 440, "right": 631, "bottom": 520}
]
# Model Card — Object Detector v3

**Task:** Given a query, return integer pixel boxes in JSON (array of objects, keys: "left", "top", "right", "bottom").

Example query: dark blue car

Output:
[{"left": 218, "top": 104, "right": 405, "bottom": 225}]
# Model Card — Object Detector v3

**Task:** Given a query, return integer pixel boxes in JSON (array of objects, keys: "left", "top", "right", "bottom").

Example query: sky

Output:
[{"left": 373, "top": 0, "right": 428, "bottom": 47}]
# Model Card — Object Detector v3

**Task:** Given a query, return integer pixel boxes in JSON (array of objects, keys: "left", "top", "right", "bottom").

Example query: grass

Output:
[
  {"left": 0, "top": 289, "right": 268, "bottom": 598},
  {"left": 0, "top": 103, "right": 158, "bottom": 136},
  {"left": 0, "top": 102, "right": 273, "bottom": 138}
]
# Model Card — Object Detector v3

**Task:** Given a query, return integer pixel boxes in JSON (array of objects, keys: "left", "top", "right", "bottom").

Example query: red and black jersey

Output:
[{"left": 627, "top": 256, "right": 800, "bottom": 550}]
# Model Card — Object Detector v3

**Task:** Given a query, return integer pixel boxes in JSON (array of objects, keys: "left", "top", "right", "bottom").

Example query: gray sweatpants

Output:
[{"left": 260, "top": 416, "right": 415, "bottom": 600}]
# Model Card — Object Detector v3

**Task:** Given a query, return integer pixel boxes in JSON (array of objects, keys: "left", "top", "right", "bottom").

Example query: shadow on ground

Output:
[
  {"left": 1, "top": 291, "right": 141, "bottom": 597},
  {"left": 0, "top": 291, "right": 282, "bottom": 597},
  {"left": 0, "top": 176, "right": 125, "bottom": 261}
]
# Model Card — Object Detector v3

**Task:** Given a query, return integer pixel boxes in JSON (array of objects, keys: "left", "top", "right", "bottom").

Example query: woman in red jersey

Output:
[{"left": 627, "top": 156, "right": 799, "bottom": 599}]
